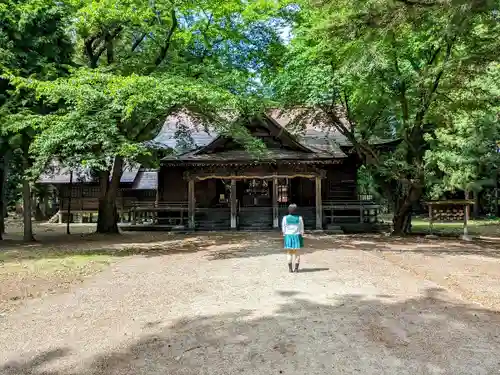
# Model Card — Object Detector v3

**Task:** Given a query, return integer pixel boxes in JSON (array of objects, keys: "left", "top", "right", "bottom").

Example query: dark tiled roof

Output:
[
  {"left": 38, "top": 166, "right": 94, "bottom": 184},
  {"left": 148, "top": 113, "right": 216, "bottom": 150},
  {"left": 152, "top": 111, "right": 352, "bottom": 154},
  {"left": 121, "top": 168, "right": 140, "bottom": 183},
  {"left": 132, "top": 171, "right": 158, "bottom": 189},
  {"left": 38, "top": 165, "right": 139, "bottom": 185},
  {"left": 267, "top": 108, "right": 352, "bottom": 147},
  {"left": 157, "top": 111, "right": 354, "bottom": 163}
]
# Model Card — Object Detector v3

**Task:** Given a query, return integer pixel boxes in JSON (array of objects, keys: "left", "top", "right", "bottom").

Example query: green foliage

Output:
[
  {"left": 23, "top": 68, "right": 241, "bottom": 174},
  {"left": 4, "top": 150, "right": 22, "bottom": 207},
  {"left": 424, "top": 64, "right": 500, "bottom": 198},
  {"left": 0, "top": 0, "right": 74, "bottom": 173},
  {"left": 15, "top": 0, "right": 286, "bottom": 178},
  {"left": 273, "top": 0, "right": 499, "bottom": 150}
]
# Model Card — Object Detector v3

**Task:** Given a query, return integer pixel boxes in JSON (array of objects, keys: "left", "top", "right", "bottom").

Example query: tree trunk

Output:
[
  {"left": 96, "top": 156, "right": 123, "bottom": 234},
  {"left": 21, "top": 145, "right": 34, "bottom": 242},
  {"left": 0, "top": 151, "right": 10, "bottom": 239},
  {"left": 473, "top": 190, "right": 480, "bottom": 218},
  {"left": 0, "top": 169, "right": 5, "bottom": 240},
  {"left": 22, "top": 178, "right": 34, "bottom": 241},
  {"left": 392, "top": 204, "right": 413, "bottom": 235},
  {"left": 392, "top": 184, "right": 422, "bottom": 236}
]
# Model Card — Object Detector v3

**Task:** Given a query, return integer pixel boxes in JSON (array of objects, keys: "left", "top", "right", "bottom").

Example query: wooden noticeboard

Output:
[{"left": 425, "top": 198, "right": 474, "bottom": 240}]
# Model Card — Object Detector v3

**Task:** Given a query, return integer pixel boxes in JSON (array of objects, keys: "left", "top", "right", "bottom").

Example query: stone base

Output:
[{"left": 461, "top": 234, "right": 473, "bottom": 241}]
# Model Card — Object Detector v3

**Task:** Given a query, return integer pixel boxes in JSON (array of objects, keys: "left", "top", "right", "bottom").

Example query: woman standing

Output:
[{"left": 282, "top": 204, "right": 304, "bottom": 273}]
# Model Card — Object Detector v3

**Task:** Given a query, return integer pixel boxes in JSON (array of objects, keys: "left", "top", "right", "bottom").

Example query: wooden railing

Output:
[
  {"left": 127, "top": 201, "right": 189, "bottom": 226},
  {"left": 130, "top": 202, "right": 188, "bottom": 211},
  {"left": 122, "top": 200, "right": 381, "bottom": 227},
  {"left": 323, "top": 200, "right": 381, "bottom": 224}
]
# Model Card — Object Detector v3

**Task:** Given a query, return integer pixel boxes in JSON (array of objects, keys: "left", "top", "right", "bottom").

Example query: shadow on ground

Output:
[
  {"left": 3, "top": 231, "right": 500, "bottom": 262},
  {"left": 205, "top": 234, "right": 500, "bottom": 260},
  {"left": 0, "top": 232, "right": 337, "bottom": 263},
  {"left": 3, "top": 288, "right": 500, "bottom": 374},
  {"left": 325, "top": 235, "right": 500, "bottom": 259},
  {"left": 0, "top": 232, "right": 264, "bottom": 262}
]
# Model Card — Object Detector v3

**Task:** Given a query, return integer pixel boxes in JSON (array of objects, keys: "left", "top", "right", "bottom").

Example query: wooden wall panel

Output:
[
  {"left": 324, "top": 160, "right": 358, "bottom": 201},
  {"left": 160, "top": 167, "right": 188, "bottom": 202},
  {"left": 195, "top": 179, "right": 217, "bottom": 208}
]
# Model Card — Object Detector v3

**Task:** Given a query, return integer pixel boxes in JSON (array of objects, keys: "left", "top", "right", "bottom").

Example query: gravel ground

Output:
[{"left": 1, "top": 233, "right": 500, "bottom": 375}]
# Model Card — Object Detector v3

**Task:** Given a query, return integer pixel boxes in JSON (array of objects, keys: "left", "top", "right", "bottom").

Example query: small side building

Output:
[{"left": 38, "top": 166, "right": 157, "bottom": 223}]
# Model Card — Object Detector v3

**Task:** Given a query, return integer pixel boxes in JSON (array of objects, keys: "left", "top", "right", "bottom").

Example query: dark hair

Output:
[{"left": 288, "top": 203, "right": 297, "bottom": 214}]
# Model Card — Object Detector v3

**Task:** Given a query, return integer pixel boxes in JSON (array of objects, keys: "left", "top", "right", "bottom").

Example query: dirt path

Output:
[{"left": 1, "top": 234, "right": 500, "bottom": 375}]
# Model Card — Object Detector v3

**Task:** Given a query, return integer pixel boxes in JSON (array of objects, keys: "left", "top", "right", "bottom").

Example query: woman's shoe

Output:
[
  {"left": 294, "top": 263, "right": 299, "bottom": 273},
  {"left": 288, "top": 263, "right": 293, "bottom": 273}
]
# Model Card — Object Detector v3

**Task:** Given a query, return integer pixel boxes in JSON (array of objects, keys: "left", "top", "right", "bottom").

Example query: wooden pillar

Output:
[
  {"left": 272, "top": 177, "right": 279, "bottom": 228},
  {"left": 315, "top": 176, "right": 322, "bottom": 230},
  {"left": 67, "top": 171, "right": 73, "bottom": 234},
  {"left": 131, "top": 209, "right": 136, "bottom": 225},
  {"left": 155, "top": 169, "right": 160, "bottom": 207},
  {"left": 188, "top": 179, "right": 195, "bottom": 230},
  {"left": 230, "top": 179, "right": 237, "bottom": 229}
]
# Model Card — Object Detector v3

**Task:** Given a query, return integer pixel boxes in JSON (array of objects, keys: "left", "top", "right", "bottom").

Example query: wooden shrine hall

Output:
[{"left": 123, "top": 112, "right": 394, "bottom": 232}]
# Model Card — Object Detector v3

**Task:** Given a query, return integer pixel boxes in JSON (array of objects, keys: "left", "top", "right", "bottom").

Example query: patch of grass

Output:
[
  {"left": 411, "top": 218, "right": 500, "bottom": 237},
  {"left": 0, "top": 253, "right": 113, "bottom": 313},
  {"left": 0, "top": 254, "right": 112, "bottom": 273}
]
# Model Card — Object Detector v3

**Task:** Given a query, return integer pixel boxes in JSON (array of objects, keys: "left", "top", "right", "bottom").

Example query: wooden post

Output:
[
  {"left": 272, "top": 176, "right": 279, "bottom": 229},
  {"left": 131, "top": 208, "right": 136, "bottom": 225},
  {"left": 155, "top": 170, "right": 160, "bottom": 206},
  {"left": 188, "top": 179, "right": 195, "bottom": 230},
  {"left": 230, "top": 179, "right": 237, "bottom": 229},
  {"left": 315, "top": 175, "right": 322, "bottom": 230}
]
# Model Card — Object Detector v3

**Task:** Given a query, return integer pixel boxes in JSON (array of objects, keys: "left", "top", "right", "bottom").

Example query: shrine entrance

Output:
[{"left": 237, "top": 179, "right": 274, "bottom": 230}]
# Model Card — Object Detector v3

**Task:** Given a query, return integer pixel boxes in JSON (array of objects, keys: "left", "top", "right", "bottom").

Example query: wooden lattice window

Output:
[
  {"left": 82, "top": 186, "right": 100, "bottom": 197},
  {"left": 69, "top": 186, "right": 80, "bottom": 198}
]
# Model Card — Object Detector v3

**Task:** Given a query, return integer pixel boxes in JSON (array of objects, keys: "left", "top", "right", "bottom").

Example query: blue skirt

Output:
[{"left": 284, "top": 234, "right": 303, "bottom": 249}]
